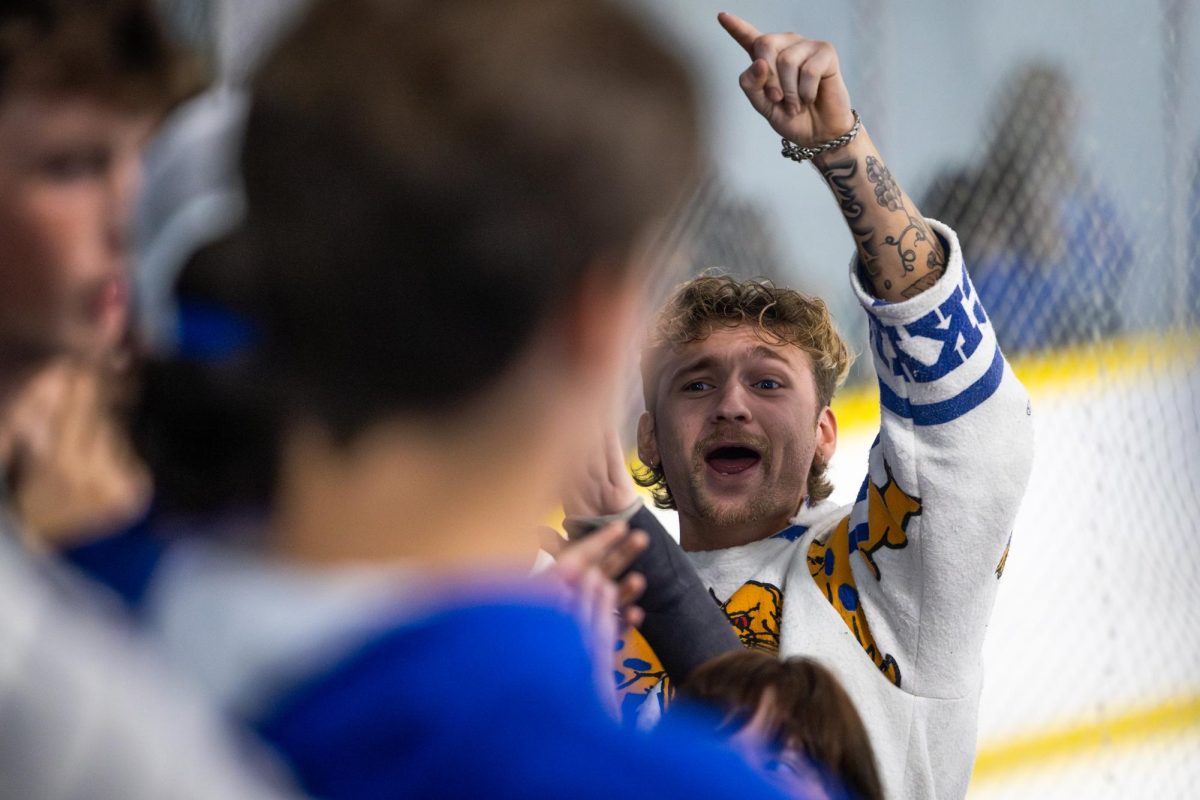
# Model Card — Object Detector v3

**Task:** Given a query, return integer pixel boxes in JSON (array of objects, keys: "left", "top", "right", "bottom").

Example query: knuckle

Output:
[
  {"left": 778, "top": 47, "right": 802, "bottom": 68},
  {"left": 752, "top": 38, "right": 772, "bottom": 59}
]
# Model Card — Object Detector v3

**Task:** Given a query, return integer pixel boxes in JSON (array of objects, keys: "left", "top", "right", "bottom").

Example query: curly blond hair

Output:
[{"left": 637, "top": 274, "right": 852, "bottom": 509}]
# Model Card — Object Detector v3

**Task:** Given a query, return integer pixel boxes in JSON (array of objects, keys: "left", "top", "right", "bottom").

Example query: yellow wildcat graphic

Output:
[
  {"left": 857, "top": 461, "right": 921, "bottom": 580},
  {"left": 613, "top": 580, "right": 784, "bottom": 713},
  {"left": 719, "top": 580, "right": 783, "bottom": 653},
  {"left": 807, "top": 459, "right": 921, "bottom": 687},
  {"left": 614, "top": 459, "right": 919, "bottom": 706},
  {"left": 614, "top": 626, "right": 670, "bottom": 714}
]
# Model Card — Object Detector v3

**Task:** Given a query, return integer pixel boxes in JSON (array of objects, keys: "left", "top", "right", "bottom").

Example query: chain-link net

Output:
[
  {"left": 862, "top": 5, "right": 1197, "bottom": 798},
  {"left": 638, "top": 1, "right": 1200, "bottom": 797}
]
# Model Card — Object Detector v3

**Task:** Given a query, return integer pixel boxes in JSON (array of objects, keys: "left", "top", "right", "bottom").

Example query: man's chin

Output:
[{"left": 694, "top": 493, "right": 777, "bottom": 530}]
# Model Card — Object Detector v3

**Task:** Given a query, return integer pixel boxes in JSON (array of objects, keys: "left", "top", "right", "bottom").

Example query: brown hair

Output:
[
  {"left": 636, "top": 274, "right": 851, "bottom": 507},
  {"left": 238, "top": 0, "right": 699, "bottom": 443},
  {"left": 0, "top": 0, "right": 201, "bottom": 112},
  {"left": 677, "top": 650, "right": 883, "bottom": 800}
]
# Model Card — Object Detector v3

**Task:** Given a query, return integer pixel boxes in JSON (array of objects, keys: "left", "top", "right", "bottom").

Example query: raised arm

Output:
[{"left": 718, "top": 12, "right": 945, "bottom": 302}]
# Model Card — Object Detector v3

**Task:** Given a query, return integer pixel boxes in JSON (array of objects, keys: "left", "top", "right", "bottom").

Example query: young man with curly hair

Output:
[{"left": 572, "top": 12, "right": 1035, "bottom": 799}]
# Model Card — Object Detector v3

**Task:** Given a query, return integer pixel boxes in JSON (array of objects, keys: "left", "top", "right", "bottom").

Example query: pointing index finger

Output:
[{"left": 717, "top": 11, "right": 761, "bottom": 57}]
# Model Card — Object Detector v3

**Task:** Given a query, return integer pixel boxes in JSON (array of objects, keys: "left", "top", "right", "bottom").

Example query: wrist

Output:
[
  {"left": 563, "top": 498, "right": 643, "bottom": 541},
  {"left": 607, "top": 485, "right": 638, "bottom": 513},
  {"left": 813, "top": 109, "right": 857, "bottom": 143},
  {"left": 782, "top": 109, "right": 862, "bottom": 164},
  {"left": 811, "top": 121, "right": 872, "bottom": 172}
]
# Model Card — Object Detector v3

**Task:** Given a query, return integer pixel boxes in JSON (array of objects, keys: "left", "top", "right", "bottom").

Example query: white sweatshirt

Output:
[{"left": 617, "top": 221, "right": 1035, "bottom": 799}]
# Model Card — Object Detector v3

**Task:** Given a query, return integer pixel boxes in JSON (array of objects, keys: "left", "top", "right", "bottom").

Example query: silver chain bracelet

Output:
[{"left": 780, "top": 109, "right": 862, "bottom": 162}]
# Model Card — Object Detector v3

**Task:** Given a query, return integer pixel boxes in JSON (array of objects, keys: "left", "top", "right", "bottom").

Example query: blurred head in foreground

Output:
[
  {"left": 220, "top": 0, "right": 699, "bottom": 562},
  {"left": 0, "top": 0, "right": 196, "bottom": 534},
  {"left": 0, "top": 0, "right": 197, "bottom": 377},
  {"left": 675, "top": 650, "right": 882, "bottom": 800}
]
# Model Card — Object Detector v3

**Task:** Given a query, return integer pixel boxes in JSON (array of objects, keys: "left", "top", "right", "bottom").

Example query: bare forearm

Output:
[{"left": 813, "top": 127, "right": 945, "bottom": 302}]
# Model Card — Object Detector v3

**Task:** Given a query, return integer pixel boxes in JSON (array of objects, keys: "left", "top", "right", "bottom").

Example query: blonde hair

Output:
[{"left": 638, "top": 274, "right": 851, "bottom": 508}]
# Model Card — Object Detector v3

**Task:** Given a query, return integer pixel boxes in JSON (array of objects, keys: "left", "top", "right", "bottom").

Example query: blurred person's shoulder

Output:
[{"left": 0, "top": 531, "right": 297, "bottom": 799}]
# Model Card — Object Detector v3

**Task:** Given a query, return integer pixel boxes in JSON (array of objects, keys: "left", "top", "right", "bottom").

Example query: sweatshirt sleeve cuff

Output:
[
  {"left": 851, "top": 219, "right": 1006, "bottom": 425},
  {"left": 848, "top": 218, "right": 965, "bottom": 322}
]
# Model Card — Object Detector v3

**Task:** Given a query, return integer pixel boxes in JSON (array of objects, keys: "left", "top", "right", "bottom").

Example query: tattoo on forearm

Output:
[
  {"left": 865, "top": 155, "right": 946, "bottom": 283},
  {"left": 818, "top": 157, "right": 881, "bottom": 280},
  {"left": 866, "top": 157, "right": 901, "bottom": 211},
  {"left": 819, "top": 154, "right": 947, "bottom": 297},
  {"left": 900, "top": 272, "right": 941, "bottom": 298}
]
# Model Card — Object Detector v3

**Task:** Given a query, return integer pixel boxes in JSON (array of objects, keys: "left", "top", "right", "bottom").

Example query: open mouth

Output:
[{"left": 705, "top": 445, "right": 762, "bottom": 476}]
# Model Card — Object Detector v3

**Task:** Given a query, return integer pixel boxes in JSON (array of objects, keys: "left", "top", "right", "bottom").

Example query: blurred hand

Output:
[
  {"left": 718, "top": 11, "right": 855, "bottom": 146},
  {"left": 9, "top": 359, "right": 151, "bottom": 549},
  {"left": 561, "top": 424, "right": 638, "bottom": 518},
  {"left": 539, "top": 521, "right": 648, "bottom": 719},
  {"left": 539, "top": 521, "right": 647, "bottom": 626}
]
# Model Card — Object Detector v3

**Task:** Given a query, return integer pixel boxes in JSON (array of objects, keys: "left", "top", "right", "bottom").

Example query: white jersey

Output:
[{"left": 619, "top": 221, "right": 1035, "bottom": 799}]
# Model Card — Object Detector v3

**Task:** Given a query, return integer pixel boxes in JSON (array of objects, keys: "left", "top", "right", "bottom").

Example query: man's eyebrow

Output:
[
  {"left": 668, "top": 345, "right": 792, "bottom": 382},
  {"left": 748, "top": 344, "right": 792, "bottom": 365},
  {"left": 671, "top": 355, "right": 718, "bottom": 380}
]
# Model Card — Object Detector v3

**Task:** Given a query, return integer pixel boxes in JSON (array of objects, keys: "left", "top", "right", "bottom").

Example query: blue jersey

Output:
[
  {"left": 256, "top": 598, "right": 793, "bottom": 799},
  {"left": 65, "top": 527, "right": 798, "bottom": 799}
]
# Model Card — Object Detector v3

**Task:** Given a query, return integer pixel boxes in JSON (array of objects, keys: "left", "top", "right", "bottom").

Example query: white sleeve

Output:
[{"left": 834, "top": 219, "right": 1034, "bottom": 699}]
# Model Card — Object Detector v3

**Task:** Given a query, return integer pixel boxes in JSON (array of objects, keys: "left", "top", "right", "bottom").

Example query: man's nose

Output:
[{"left": 712, "top": 382, "right": 752, "bottom": 423}]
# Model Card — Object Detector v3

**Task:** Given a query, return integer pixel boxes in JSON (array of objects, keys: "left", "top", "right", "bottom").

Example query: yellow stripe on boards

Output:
[{"left": 970, "top": 694, "right": 1200, "bottom": 784}]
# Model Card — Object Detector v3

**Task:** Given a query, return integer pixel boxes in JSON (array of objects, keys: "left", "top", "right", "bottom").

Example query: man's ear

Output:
[
  {"left": 815, "top": 406, "right": 837, "bottom": 465},
  {"left": 636, "top": 411, "right": 659, "bottom": 467}
]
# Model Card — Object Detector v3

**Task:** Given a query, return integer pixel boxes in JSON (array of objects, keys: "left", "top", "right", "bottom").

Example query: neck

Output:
[
  {"left": 271, "top": 317, "right": 610, "bottom": 573},
  {"left": 274, "top": 412, "right": 558, "bottom": 573},
  {"left": 0, "top": 356, "right": 49, "bottom": 471},
  {"left": 677, "top": 506, "right": 798, "bottom": 552}
]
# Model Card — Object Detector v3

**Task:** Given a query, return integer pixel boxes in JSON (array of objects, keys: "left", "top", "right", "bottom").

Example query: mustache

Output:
[{"left": 691, "top": 428, "right": 771, "bottom": 464}]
